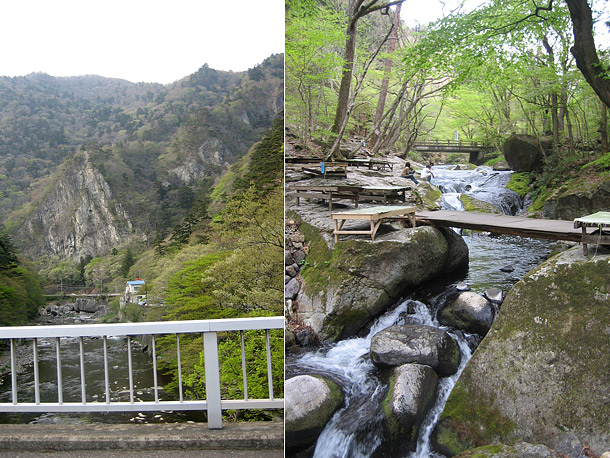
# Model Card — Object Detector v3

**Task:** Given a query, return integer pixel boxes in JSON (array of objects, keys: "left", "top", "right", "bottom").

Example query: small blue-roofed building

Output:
[{"left": 125, "top": 278, "right": 147, "bottom": 304}]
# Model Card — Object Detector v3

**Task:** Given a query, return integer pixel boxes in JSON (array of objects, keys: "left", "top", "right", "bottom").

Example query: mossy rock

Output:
[
  {"left": 413, "top": 183, "right": 443, "bottom": 210},
  {"left": 378, "top": 364, "right": 438, "bottom": 455},
  {"left": 294, "top": 216, "right": 468, "bottom": 342},
  {"left": 285, "top": 375, "right": 344, "bottom": 451},
  {"left": 434, "top": 247, "right": 610, "bottom": 456},
  {"left": 459, "top": 194, "right": 502, "bottom": 214},
  {"left": 543, "top": 177, "right": 610, "bottom": 220}
]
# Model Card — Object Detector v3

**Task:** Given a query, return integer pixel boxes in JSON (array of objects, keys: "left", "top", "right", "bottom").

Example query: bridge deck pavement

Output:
[{"left": 0, "top": 422, "right": 283, "bottom": 452}]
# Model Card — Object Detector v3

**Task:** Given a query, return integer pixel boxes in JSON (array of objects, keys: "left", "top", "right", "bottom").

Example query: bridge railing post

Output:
[{"left": 203, "top": 331, "right": 222, "bottom": 429}]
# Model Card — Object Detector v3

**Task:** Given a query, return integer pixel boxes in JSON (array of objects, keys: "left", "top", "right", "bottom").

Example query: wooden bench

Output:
[
  {"left": 291, "top": 185, "right": 362, "bottom": 211},
  {"left": 331, "top": 205, "right": 417, "bottom": 243},
  {"left": 573, "top": 211, "right": 610, "bottom": 255}
]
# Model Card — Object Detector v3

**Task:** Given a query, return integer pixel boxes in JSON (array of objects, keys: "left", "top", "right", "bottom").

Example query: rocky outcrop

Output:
[
  {"left": 378, "top": 364, "right": 438, "bottom": 455},
  {"left": 18, "top": 151, "right": 136, "bottom": 261},
  {"left": 503, "top": 134, "right": 551, "bottom": 172},
  {"left": 432, "top": 247, "right": 610, "bottom": 457},
  {"left": 413, "top": 182, "right": 443, "bottom": 210},
  {"left": 543, "top": 178, "right": 610, "bottom": 220},
  {"left": 439, "top": 292, "right": 495, "bottom": 335},
  {"left": 285, "top": 375, "right": 344, "bottom": 452},
  {"left": 170, "top": 137, "right": 231, "bottom": 183},
  {"left": 295, "top": 221, "right": 468, "bottom": 342},
  {"left": 370, "top": 325, "right": 461, "bottom": 377}
]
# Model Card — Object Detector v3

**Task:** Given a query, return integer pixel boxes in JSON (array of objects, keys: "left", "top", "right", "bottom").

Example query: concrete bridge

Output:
[{"left": 412, "top": 140, "right": 492, "bottom": 163}]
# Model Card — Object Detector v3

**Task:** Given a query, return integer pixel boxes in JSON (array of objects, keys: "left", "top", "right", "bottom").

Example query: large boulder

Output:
[
  {"left": 503, "top": 134, "right": 550, "bottom": 172},
  {"left": 432, "top": 247, "right": 610, "bottom": 457},
  {"left": 285, "top": 375, "right": 344, "bottom": 452},
  {"left": 296, "top": 220, "right": 468, "bottom": 342},
  {"left": 73, "top": 298, "right": 103, "bottom": 313},
  {"left": 377, "top": 364, "right": 438, "bottom": 456},
  {"left": 439, "top": 291, "right": 495, "bottom": 335},
  {"left": 543, "top": 178, "right": 610, "bottom": 220},
  {"left": 370, "top": 324, "right": 461, "bottom": 377}
]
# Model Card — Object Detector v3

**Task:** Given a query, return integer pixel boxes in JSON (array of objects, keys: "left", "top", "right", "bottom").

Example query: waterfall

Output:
[
  {"left": 432, "top": 165, "right": 522, "bottom": 215},
  {"left": 289, "top": 299, "right": 473, "bottom": 458}
]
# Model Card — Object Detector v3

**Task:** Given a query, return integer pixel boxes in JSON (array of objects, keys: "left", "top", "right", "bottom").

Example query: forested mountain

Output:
[{"left": 0, "top": 54, "right": 284, "bottom": 264}]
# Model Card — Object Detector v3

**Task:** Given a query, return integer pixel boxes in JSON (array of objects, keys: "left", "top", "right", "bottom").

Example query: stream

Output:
[{"left": 286, "top": 165, "right": 550, "bottom": 457}]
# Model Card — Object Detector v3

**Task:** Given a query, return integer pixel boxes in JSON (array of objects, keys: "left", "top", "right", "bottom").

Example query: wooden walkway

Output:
[{"left": 416, "top": 210, "right": 583, "bottom": 242}]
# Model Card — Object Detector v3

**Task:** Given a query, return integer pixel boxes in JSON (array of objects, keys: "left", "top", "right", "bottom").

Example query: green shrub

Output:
[{"left": 182, "top": 328, "right": 284, "bottom": 421}]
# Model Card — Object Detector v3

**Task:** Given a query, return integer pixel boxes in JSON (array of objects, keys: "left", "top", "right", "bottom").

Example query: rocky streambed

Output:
[{"left": 285, "top": 161, "right": 610, "bottom": 457}]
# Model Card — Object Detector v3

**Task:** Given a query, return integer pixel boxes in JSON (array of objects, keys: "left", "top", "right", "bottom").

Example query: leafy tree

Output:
[
  {"left": 565, "top": 0, "right": 610, "bottom": 108},
  {"left": 0, "top": 233, "right": 44, "bottom": 326},
  {"left": 120, "top": 248, "right": 136, "bottom": 278},
  {"left": 286, "top": 0, "right": 346, "bottom": 146},
  {"left": 331, "top": 0, "right": 406, "bottom": 139},
  {"left": 0, "top": 232, "right": 18, "bottom": 271}
]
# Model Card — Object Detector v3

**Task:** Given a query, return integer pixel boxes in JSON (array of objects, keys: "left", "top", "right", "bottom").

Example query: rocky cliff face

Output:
[
  {"left": 18, "top": 151, "right": 136, "bottom": 261},
  {"left": 433, "top": 246, "right": 610, "bottom": 457}
]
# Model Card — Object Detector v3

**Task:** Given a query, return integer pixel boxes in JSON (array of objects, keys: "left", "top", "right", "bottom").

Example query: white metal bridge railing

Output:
[{"left": 0, "top": 316, "right": 284, "bottom": 429}]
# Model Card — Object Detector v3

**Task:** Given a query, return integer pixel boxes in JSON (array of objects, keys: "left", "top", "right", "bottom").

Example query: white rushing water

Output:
[
  {"left": 293, "top": 300, "right": 473, "bottom": 458},
  {"left": 301, "top": 303, "right": 411, "bottom": 457}
]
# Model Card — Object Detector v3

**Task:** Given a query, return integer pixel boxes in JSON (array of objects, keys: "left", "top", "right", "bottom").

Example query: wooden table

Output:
[
  {"left": 331, "top": 205, "right": 417, "bottom": 243},
  {"left": 359, "top": 186, "right": 408, "bottom": 204},
  {"left": 573, "top": 211, "right": 610, "bottom": 255},
  {"left": 291, "top": 185, "right": 362, "bottom": 210},
  {"left": 347, "top": 158, "right": 394, "bottom": 172},
  {"left": 302, "top": 162, "right": 348, "bottom": 178}
]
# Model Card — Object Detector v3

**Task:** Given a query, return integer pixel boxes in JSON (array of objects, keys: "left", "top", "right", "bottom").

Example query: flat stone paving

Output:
[{"left": 0, "top": 422, "right": 284, "bottom": 452}]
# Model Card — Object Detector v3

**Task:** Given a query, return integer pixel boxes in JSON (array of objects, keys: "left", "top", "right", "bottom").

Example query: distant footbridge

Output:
[{"left": 412, "top": 140, "right": 493, "bottom": 163}]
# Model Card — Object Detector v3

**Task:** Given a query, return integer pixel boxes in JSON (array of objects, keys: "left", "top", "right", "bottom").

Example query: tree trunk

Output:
[
  {"left": 332, "top": 19, "right": 358, "bottom": 134},
  {"left": 551, "top": 91, "right": 560, "bottom": 148},
  {"left": 601, "top": 100, "right": 609, "bottom": 152},
  {"left": 371, "top": 4, "right": 401, "bottom": 145},
  {"left": 565, "top": 100, "right": 574, "bottom": 153},
  {"left": 566, "top": 0, "right": 610, "bottom": 108}
]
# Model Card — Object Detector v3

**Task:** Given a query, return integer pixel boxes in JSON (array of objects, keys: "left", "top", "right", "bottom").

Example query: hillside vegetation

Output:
[{"left": 1, "top": 55, "right": 282, "bottom": 270}]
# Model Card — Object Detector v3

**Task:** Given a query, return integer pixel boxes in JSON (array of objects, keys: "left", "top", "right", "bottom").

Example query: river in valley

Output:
[
  {"left": 286, "top": 165, "right": 551, "bottom": 457},
  {"left": 0, "top": 313, "right": 202, "bottom": 425}
]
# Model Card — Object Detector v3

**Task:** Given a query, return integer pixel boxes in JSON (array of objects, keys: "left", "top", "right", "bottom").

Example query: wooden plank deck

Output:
[
  {"left": 415, "top": 210, "right": 610, "bottom": 255},
  {"left": 416, "top": 210, "right": 583, "bottom": 242}
]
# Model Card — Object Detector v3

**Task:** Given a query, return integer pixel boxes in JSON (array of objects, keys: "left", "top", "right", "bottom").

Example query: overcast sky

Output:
[{"left": 0, "top": 0, "right": 284, "bottom": 84}]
